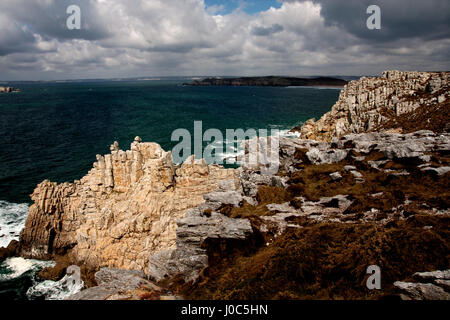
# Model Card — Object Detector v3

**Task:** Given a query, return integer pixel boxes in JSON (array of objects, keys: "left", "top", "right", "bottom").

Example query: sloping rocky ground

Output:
[
  {"left": 66, "top": 268, "right": 181, "bottom": 300},
  {"left": 151, "top": 131, "right": 449, "bottom": 300}
]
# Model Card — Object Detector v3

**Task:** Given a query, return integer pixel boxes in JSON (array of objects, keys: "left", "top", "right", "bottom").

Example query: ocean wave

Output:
[
  {"left": 26, "top": 273, "right": 85, "bottom": 300},
  {"left": 0, "top": 257, "right": 83, "bottom": 300},
  {"left": 209, "top": 127, "right": 300, "bottom": 165},
  {"left": 0, "top": 257, "right": 54, "bottom": 280},
  {"left": 0, "top": 201, "right": 29, "bottom": 248}
]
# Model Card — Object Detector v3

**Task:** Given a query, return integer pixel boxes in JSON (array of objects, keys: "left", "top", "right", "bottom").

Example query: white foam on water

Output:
[
  {"left": 1, "top": 256, "right": 83, "bottom": 300},
  {"left": 279, "top": 129, "right": 301, "bottom": 138},
  {"left": 27, "top": 274, "right": 85, "bottom": 300},
  {"left": 0, "top": 200, "right": 29, "bottom": 248},
  {"left": 208, "top": 127, "right": 301, "bottom": 165},
  {"left": 0, "top": 257, "right": 54, "bottom": 280}
]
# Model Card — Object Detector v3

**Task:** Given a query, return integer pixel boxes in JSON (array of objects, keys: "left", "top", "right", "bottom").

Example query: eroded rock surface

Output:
[
  {"left": 66, "top": 268, "right": 172, "bottom": 300},
  {"left": 394, "top": 269, "right": 450, "bottom": 300},
  {"left": 294, "top": 71, "right": 449, "bottom": 141},
  {"left": 19, "top": 138, "right": 238, "bottom": 274},
  {"left": 148, "top": 180, "right": 253, "bottom": 282}
]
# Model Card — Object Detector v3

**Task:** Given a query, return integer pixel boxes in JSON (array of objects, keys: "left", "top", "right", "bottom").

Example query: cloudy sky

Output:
[{"left": 0, "top": 0, "right": 449, "bottom": 80}]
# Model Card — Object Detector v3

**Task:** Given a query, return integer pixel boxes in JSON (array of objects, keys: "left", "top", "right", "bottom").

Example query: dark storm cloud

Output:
[
  {"left": 284, "top": 0, "right": 450, "bottom": 42},
  {"left": 251, "top": 23, "right": 284, "bottom": 36}
]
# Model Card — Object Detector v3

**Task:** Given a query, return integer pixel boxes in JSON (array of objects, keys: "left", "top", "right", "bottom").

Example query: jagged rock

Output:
[
  {"left": 329, "top": 172, "right": 343, "bottom": 181},
  {"left": 394, "top": 269, "right": 450, "bottom": 300},
  {"left": 413, "top": 270, "right": 450, "bottom": 280},
  {"left": 203, "top": 191, "right": 243, "bottom": 207},
  {"left": 394, "top": 281, "right": 450, "bottom": 300},
  {"left": 420, "top": 167, "right": 450, "bottom": 176},
  {"left": 350, "top": 170, "right": 364, "bottom": 183},
  {"left": 435, "top": 280, "right": 450, "bottom": 291},
  {"left": 19, "top": 139, "right": 238, "bottom": 274},
  {"left": 295, "top": 71, "right": 449, "bottom": 141},
  {"left": 0, "top": 240, "right": 18, "bottom": 263},
  {"left": 66, "top": 268, "right": 161, "bottom": 300},
  {"left": 94, "top": 268, "right": 159, "bottom": 291},
  {"left": 266, "top": 202, "right": 297, "bottom": 213},
  {"left": 306, "top": 148, "right": 347, "bottom": 164},
  {"left": 66, "top": 285, "right": 115, "bottom": 300},
  {"left": 149, "top": 209, "right": 252, "bottom": 282}
]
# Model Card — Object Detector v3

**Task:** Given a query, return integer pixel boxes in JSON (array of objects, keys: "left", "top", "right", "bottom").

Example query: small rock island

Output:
[{"left": 0, "top": 86, "right": 20, "bottom": 93}]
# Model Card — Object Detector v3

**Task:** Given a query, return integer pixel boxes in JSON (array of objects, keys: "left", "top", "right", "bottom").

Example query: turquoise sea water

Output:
[{"left": 0, "top": 79, "right": 341, "bottom": 299}]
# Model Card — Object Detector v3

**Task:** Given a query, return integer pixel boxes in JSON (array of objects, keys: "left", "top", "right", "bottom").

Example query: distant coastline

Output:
[{"left": 183, "top": 76, "right": 348, "bottom": 87}]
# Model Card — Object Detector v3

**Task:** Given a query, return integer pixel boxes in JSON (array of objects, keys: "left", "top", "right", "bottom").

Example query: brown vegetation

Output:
[{"left": 173, "top": 214, "right": 449, "bottom": 300}]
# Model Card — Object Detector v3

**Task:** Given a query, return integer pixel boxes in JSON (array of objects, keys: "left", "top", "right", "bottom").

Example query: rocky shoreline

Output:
[{"left": 4, "top": 70, "right": 449, "bottom": 300}]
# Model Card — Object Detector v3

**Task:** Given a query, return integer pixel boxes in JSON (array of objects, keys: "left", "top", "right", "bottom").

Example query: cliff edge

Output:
[{"left": 293, "top": 71, "right": 449, "bottom": 141}]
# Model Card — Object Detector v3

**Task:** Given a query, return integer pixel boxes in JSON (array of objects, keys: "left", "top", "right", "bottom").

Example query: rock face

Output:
[
  {"left": 394, "top": 269, "right": 450, "bottom": 300},
  {"left": 0, "top": 240, "right": 18, "bottom": 263},
  {"left": 65, "top": 268, "right": 173, "bottom": 300},
  {"left": 295, "top": 71, "right": 449, "bottom": 141},
  {"left": 148, "top": 181, "right": 253, "bottom": 282},
  {"left": 19, "top": 138, "right": 238, "bottom": 274}
]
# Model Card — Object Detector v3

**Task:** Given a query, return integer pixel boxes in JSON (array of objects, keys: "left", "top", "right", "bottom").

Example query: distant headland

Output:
[{"left": 183, "top": 76, "right": 348, "bottom": 87}]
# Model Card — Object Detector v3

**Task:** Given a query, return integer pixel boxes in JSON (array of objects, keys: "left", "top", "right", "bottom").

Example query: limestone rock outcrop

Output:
[
  {"left": 65, "top": 268, "right": 175, "bottom": 300},
  {"left": 394, "top": 269, "right": 450, "bottom": 300},
  {"left": 19, "top": 138, "right": 238, "bottom": 274},
  {"left": 148, "top": 180, "right": 253, "bottom": 282},
  {"left": 295, "top": 71, "right": 449, "bottom": 141}
]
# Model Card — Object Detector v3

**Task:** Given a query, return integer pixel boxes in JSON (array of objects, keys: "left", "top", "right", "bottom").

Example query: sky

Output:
[{"left": 0, "top": 0, "right": 449, "bottom": 81}]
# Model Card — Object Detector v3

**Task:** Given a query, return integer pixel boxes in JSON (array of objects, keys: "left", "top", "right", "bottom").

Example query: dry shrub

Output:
[{"left": 175, "top": 214, "right": 449, "bottom": 300}]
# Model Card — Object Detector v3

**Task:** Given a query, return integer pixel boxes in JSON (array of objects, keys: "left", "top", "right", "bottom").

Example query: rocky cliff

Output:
[
  {"left": 294, "top": 71, "right": 449, "bottom": 141},
  {"left": 19, "top": 137, "right": 238, "bottom": 273}
]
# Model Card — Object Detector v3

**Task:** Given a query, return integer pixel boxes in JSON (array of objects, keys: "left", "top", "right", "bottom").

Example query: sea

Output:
[{"left": 0, "top": 78, "right": 341, "bottom": 299}]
